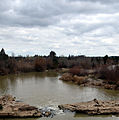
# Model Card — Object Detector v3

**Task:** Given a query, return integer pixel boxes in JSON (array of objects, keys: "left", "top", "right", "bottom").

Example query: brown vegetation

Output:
[
  {"left": 17, "top": 60, "right": 34, "bottom": 72},
  {"left": 69, "top": 66, "right": 81, "bottom": 75},
  {"left": 0, "top": 48, "right": 119, "bottom": 79},
  {"left": 98, "top": 65, "right": 119, "bottom": 84},
  {"left": 59, "top": 73, "right": 88, "bottom": 85},
  {"left": 35, "top": 58, "right": 47, "bottom": 72}
]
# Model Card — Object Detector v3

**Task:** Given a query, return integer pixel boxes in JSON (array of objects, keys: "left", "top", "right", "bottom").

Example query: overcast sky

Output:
[{"left": 0, "top": 0, "right": 119, "bottom": 56}]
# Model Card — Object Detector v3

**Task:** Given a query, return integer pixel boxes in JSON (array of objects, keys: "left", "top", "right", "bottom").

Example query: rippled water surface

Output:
[{"left": 0, "top": 71, "right": 119, "bottom": 120}]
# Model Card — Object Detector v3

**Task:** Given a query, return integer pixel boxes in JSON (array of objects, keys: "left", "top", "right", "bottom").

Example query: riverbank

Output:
[{"left": 59, "top": 72, "right": 119, "bottom": 90}]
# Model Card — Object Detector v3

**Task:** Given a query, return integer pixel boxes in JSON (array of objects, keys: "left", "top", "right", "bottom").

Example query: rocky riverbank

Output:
[
  {"left": 0, "top": 95, "right": 52, "bottom": 118},
  {"left": 59, "top": 73, "right": 119, "bottom": 90},
  {"left": 59, "top": 99, "right": 119, "bottom": 115}
]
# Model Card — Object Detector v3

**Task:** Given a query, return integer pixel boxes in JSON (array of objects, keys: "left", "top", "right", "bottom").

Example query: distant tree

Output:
[
  {"left": 49, "top": 51, "right": 58, "bottom": 68},
  {"left": 0, "top": 48, "right": 8, "bottom": 60},
  {"left": 7, "top": 58, "right": 17, "bottom": 73},
  {"left": 68, "top": 55, "right": 71, "bottom": 60},
  {"left": 0, "top": 48, "right": 5, "bottom": 55},
  {"left": 91, "top": 57, "right": 94, "bottom": 63},
  {"left": 34, "top": 55, "right": 38, "bottom": 57},
  {"left": 115, "top": 57, "right": 119, "bottom": 64},
  {"left": 49, "top": 51, "right": 56, "bottom": 58},
  {"left": 96, "top": 57, "right": 101, "bottom": 65},
  {"left": 103, "top": 55, "right": 108, "bottom": 64},
  {"left": 92, "top": 63, "right": 95, "bottom": 68},
  {"left": 46, "top": 58, "right": 53, "bottom": 69},
  {"left": 52, "top": 57, "right": 58, "bottom": 68}
]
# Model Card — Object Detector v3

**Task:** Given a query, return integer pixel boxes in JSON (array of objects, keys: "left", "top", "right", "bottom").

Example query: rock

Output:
[
  {"left": 44, "top": 111, "right": 51, "bottom": 117},
  {"left": 93, "top": 98, "right": 99, "bottom": 104},
  {"left": 39, "top": 106, "right": 55, "bottom": 118},
  {"left": 61, "top": 68, "right": 70, "bottom": 73},
  {"left": 104, "top": 84, "right": 116, "bottom": 90},
  {"left": 59, "top": 73, "right": 73, "bottom": 81},
  {"left": 59, "top": 99, "right": 119, "bottom": 115},
  {"left": 73, "top": 75, "right": 87, "bottom": 85},
  {"left": 19, "top": 105, "right": 38, "bottom": 111},
  {"left": 0, "top": 95, "right": 51, "bottom": 118}
]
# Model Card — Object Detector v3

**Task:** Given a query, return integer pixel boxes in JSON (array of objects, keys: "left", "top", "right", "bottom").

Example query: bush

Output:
[
  {"left": 98, "top": 66, "right": 119, "bottom": 84},
  {"left": 35, "top": 58, "right": 47, "bottom": 72},
  {"left": 69, "top": 66, "right": 81, "bottom": 75},
  {"left": 46, "top": 58, "right": 53, "bottom": 69},
  {"left": 7, "top": 58, "right": 17, "bottom": 73},
  {"left": 17, "top": 60, "right": 34, "bottom": 72},
  {"left": 0, "top": 59, "right": 17, "bottom": 75}
]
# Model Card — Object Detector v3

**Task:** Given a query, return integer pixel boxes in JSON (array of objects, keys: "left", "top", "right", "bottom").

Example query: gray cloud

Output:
[
  {"left": 0, "top": 0, "right": 119, "bottom": 27},
  {"left": 0, "top": 0, "right": 119, "bottom": 56}
]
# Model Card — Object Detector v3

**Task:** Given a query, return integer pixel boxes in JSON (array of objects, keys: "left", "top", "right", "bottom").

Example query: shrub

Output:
[
  {"left": 80, "top": 60, "right": 92, "bottom": 69},
  {"left": 46, "top": 58, "right": 53, "bottom": 69},
  {"left": 69, "top": 66, "right": 81, "bottom": 75},
  {"left": 7, "top": 58, "right": 17, "bottom": 73},
  {"left": 17, "top": 60, "right": 34, "bottom": 72},
  {"left": 98, "top": 66, "right": 119, "bottom": 84},
  {"left": 35, "top": 58, "right": 47, "bottom": 72}
]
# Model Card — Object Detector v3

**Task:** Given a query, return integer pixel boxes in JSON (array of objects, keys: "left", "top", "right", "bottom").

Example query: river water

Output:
[{"left": 0, "top": 71, "right": 119, "bottom": 120}]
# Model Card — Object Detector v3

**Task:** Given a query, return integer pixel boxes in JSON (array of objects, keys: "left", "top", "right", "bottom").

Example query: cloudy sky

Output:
[{"left": 0, "top": 0, "right": 119, "bottom": 56}]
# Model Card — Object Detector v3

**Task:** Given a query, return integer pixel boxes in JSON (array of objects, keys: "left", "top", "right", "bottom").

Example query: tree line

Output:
[{"left": 0, "top": 48, "right": 119, "bottom": 75}]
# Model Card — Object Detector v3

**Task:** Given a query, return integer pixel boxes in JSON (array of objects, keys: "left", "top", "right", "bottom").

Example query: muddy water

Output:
[{"left": 0, "top": 71, "right": 119, "bottom": 120}]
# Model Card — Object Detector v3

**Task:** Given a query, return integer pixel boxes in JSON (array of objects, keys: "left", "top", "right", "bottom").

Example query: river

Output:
[{"left": 0, "top": 71, "right": 119, "bottom": 120}]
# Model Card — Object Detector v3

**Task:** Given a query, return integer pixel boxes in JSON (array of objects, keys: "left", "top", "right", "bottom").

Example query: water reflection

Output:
[{"left": 0, "top": 71, "right": 119, "bottom": 120}]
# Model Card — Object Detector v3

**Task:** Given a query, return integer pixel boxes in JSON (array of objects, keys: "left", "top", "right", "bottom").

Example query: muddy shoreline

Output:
[{"left": 59, "top": 73, "right": 119, "bottom": 90}]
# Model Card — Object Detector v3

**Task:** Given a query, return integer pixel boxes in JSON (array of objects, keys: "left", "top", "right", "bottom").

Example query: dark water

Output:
[{"left": 0, "top": 71, "right": 119, "bottom": 120}]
